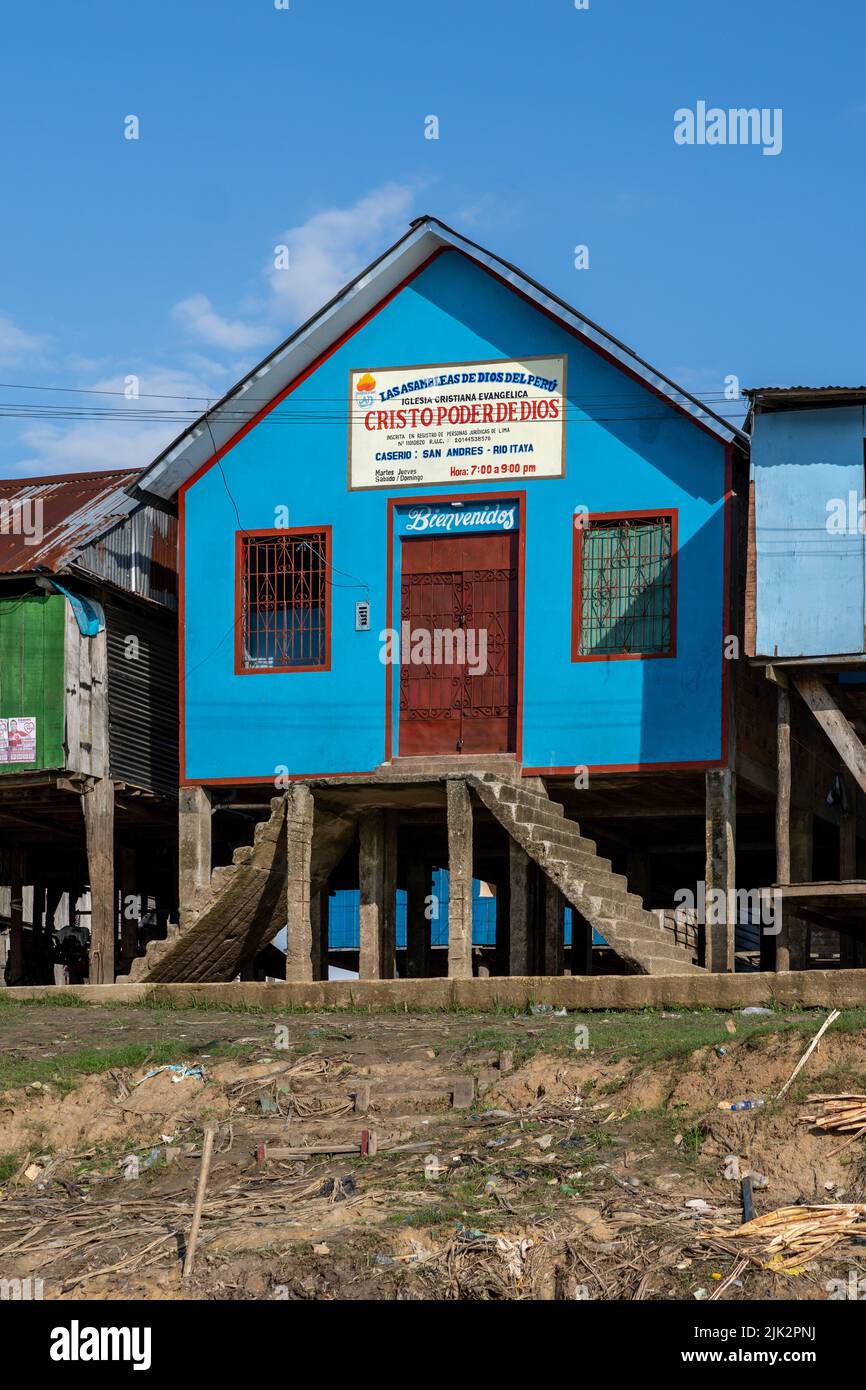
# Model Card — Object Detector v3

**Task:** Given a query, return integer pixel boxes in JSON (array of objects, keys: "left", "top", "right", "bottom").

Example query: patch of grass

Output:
[
  {"left": 462, "top": 1027, "right": 514, "bottom": 1052},
  {"left": 0, "top": 1152, "right": 23, "bottom": 1182},
  {"left": 679, "top": 1121, "right": 707, "bottom": 1160},
  {"left": 0, "top": 991, "right": 87, "bottom": 1008},
  {"left": 0, "top": 1038, "right": 257, "bottom": 1095}
]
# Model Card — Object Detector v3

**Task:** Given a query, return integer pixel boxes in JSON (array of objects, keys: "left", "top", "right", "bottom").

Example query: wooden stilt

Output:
[
  {"left": 82, "top": 776, "right": 115, "bottom": 983},
  {"left": 8, "top": 846, "right": 25, "bottom": 985},
  {"left": 775, "top": 682, "right": 792, "bottom": 970},
  {"left": 704, "top": 767, "right": 736, "bottom": 973}
]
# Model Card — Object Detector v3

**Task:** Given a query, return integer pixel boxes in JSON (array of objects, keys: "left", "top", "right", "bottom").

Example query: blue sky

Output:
[{"left": 1, "top": 0, "right": 863, "bottom": 479}]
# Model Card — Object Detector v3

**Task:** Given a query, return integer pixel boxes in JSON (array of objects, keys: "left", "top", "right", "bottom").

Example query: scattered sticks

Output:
[{"left": 776, "top": 1010, "right": 840, "bottom": 1099}]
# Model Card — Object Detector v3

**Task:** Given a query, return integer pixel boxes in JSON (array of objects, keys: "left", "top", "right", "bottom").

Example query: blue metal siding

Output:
[
  {"left": 328, "top": 871, "right": 496, "bottom": 950},
  {"left": 183, "top": 250, "right": 727, "bottom": 779},
  {"left": 754, "top": 405, "right": 865, "bottom": 657}
]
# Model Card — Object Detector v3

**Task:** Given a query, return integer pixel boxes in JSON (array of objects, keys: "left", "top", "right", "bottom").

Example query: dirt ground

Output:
[{"left": 1, "top": 994, "right": 866, "bottom": 1301}]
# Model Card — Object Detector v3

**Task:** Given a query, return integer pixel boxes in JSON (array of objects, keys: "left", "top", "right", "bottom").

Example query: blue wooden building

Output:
[
  {"left": 129, "top": 217, "right": 757, "bottom": 985},
  {"left": 744, "top": 387, "right": 866, "bottom": 968}
]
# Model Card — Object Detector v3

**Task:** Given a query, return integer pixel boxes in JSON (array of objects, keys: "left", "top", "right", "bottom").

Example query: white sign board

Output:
[
  {"left": 348, "top": 356, "right": 566, "bottom": 490},
  {"left": 0, "top": 716, "right": 36, "bottom": 764}
]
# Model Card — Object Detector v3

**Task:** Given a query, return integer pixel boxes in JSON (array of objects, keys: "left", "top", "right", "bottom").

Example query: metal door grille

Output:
[
  {"left": 240, "top": 531, "right": 328, "bottom": 670},
  {"left": 577, "top": 515, "right": 673, "bottom": 656}
]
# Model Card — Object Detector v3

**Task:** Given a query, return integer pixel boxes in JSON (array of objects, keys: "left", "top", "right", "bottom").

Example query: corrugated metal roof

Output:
[
  {"left": 745, "top": 386, "right": 866, "bottom": 400},
  {"left": 0, "top": 469, "right": 141, "bottom": 575}
]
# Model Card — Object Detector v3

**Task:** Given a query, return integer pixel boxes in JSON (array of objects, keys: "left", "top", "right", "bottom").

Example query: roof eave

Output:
[{"left": 134, "top": 217, "right": 745, "bottom": 502}]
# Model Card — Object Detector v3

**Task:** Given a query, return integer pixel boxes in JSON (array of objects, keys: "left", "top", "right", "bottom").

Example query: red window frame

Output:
[
  {"left": 235, "top": 526, "right": 332, "bottom": 675},
  {"left": 571, "top": 508, "right": 678, "bottom": 662}
]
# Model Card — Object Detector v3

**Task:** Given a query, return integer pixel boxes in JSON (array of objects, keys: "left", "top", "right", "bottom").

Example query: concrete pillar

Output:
[
  {"left": 509, "top": 840, "right": 533, "bottom": 975},
  {"left": 405, "top": 855, "right": 430, "bottom": 977},
  {"left": 704, "top": 767, "right": 736, "bottom": 973},
  {"left": 285, "top": 784, "right": 315, "bottom": 981},
  {"left": 570, "top": 906, "right": 593, "bottom": 976},
  {"left": 179, "top": 786, "right": 212, "bottom": 929},
  {"left": 446, "top": 780, "right": 473, "bottom": 979},
  {"left": 313, "top": 884, "right": 331, "bottom": 981},
  {"left": 82, "top": 776, "right": 115, "bottom": 984},
  {"left": 784, "top": 808, "right": 813, "bottom": 971},
  {"left": 542, "top": 876, "right": 564, "bottom": 975},
  {"left": 494, "top": 867, "right": 510, "bottom": 977},
  {"left": 359, "top": 811, "right": 398, "bottom": 979}
]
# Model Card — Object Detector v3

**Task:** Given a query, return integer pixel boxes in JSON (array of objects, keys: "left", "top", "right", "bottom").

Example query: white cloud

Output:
[
  {"left": 12, "top": 420, "right": 176, "bottom": 476},
  {"left": 267, "top": 182, "right": 418, "bottom": 322},
  {"left": 7, "top": 364, "right": 229, "bottom": 478},
  {"left": 167, "top": 182, "right": 419, "bottom": 356},
  {"left": 171, "top": 294, "right": 272, "bottom": 352},
  {"left": 2, "top": 185, "right": 423, "bottom": 479},
  {"left": 0, "top": 312, "right": 48, "bottom": 367}
]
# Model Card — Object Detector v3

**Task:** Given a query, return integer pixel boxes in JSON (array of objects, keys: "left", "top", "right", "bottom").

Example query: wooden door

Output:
[{"left": 398, "top": 532, "right": 518, "bottom": 755}]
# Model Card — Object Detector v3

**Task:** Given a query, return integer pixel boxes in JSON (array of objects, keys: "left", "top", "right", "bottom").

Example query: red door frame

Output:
[{"left": 385, "top": 490, "right": 527, "bottom": 763}]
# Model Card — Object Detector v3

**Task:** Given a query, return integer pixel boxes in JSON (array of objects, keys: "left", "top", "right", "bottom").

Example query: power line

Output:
[{"left": 0, "top": 377, "right": 748, "bottom": 404}]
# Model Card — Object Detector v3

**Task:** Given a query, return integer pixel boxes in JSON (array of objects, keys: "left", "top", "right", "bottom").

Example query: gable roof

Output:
[
  {"left": 0, "top": 468, "right": 141, "bottom": 575},
  {"left": 133, "top": 216, "right": 745, "bottom": 501}
]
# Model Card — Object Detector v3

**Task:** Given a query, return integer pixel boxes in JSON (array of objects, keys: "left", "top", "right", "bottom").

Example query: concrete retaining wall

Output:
[{"left": 5, "top": 969, "right": 866, "bottom": 1011}]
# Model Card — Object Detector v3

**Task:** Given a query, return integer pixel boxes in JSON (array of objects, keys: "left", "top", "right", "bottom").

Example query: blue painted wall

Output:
[
  {"left": 325, "top": 877, "right": 605, "bottom": 951},
  {"left": 753, "top": 405, "right": 865, "bottom": 658},
  {"left": 182, "top": 250, "right": 728, "bottom": 781}
]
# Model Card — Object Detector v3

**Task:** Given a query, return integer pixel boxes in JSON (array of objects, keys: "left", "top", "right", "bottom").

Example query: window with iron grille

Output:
[
  {"left": 572, "top": 512, "right": 675, "bottom": 659},
  {"left": 237, "top": 529, "right": 330, "bottom": 672}
]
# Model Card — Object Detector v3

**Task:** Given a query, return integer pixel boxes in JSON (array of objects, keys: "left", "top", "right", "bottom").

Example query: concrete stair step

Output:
[
  {"left": 468, "top": 770, "right": 706, "bottom": 976},
  {"left": 604, "top": 930, "right": 697, "bottom": 962},
  {"left": 513, "top": 805, "right": 582, "bottom": 838},
  {"left": 210, "top": 865, "right": 236, "bottom": 893}
]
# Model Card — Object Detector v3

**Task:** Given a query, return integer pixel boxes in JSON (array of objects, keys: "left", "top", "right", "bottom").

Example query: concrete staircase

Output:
[
  {"left": 469, "top": 773, "right": 704, "bottom": 975},
  {"left": 121, "top": 793, "right": 356, "bottom": 984}
]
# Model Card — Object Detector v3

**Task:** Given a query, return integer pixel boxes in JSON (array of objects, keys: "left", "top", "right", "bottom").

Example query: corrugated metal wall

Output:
[
  {"left": 105, "top": 598, "right": 178, "bottom": 795},
  {"left": 0, "top": 593, "right": 66, "bottom": 771},
  {"left": 77, "top": 505, "right": 177, "bottom": 611}
]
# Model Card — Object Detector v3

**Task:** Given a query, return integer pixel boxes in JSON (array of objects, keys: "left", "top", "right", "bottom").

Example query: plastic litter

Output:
[
  {"left": 137, "top": 1064, "right": 205, "bottom": 1086},
  {"left": 717, "top": 1098, "right": 765, "bottom": 1111},
  {"left": 740, "top": 1006, "right": 774, "bottom": 1017}
]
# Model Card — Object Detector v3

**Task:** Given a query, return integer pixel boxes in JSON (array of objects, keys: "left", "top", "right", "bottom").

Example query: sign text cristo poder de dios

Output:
[{"left": 348, "top": 355, "right": 566, "bottom": 490}]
